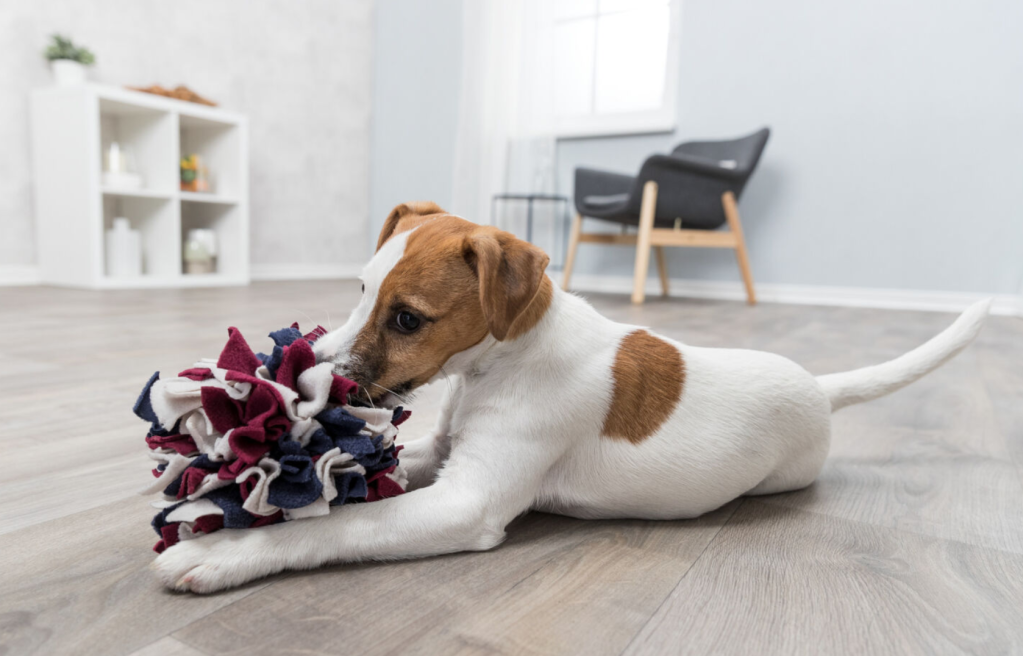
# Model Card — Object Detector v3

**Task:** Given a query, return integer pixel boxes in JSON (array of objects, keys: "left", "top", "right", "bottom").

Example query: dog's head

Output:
[{"left": 314, "top": 202, "right": 551, "bottom": 406}]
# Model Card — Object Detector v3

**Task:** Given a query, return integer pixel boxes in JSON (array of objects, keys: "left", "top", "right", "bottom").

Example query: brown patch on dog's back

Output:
[{"left": 602, "top": 330, "right": 685, "bottom": 444}]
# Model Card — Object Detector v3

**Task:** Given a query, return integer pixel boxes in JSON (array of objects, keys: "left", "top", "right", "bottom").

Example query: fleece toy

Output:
[{"left": 133, "top": 323, "right": 409, "bottom": 552}]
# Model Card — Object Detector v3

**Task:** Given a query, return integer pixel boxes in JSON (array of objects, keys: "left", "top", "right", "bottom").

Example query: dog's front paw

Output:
[{"left": 152, "top": 530, "right": 278, "bottom": 593}]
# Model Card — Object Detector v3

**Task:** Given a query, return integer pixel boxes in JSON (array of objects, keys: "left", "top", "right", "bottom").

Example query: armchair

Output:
[{"left": 562, "top": 127, "right": 770, "bottom": 304}]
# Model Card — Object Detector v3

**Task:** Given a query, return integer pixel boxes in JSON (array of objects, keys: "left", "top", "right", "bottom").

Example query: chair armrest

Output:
[{"left": 639, "top": 153, "right": 744, "bottom": 183}]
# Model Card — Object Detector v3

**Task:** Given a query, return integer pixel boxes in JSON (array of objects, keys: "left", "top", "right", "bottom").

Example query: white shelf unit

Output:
[{"left": 30, "top": 84, "right": 249, "bottom": 288}]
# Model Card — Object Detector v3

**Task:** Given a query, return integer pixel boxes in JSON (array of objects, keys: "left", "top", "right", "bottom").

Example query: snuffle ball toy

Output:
[{"left": 133, "top": 323, "right": 409, "bottom": 552}]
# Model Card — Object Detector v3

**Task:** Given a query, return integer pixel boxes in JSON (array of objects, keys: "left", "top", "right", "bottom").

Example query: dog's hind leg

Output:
[{"left": 746, "top": 431, "right": 831, "bottom": 496}]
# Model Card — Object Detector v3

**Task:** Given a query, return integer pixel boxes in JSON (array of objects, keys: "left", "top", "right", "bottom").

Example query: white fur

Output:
[
  {"left": 153, "top": 236, "right": 990, "bottom": 592},
  {"left": 817, "top": 298, "right": 991, "bottom": 411},
  {"left": 310, "top": 230, "right": 411, "bottom": 378}
]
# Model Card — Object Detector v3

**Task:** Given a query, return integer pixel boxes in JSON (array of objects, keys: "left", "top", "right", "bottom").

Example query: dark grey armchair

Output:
[{"left": 562, "top": 127, "right": 770, "bottom": 304}]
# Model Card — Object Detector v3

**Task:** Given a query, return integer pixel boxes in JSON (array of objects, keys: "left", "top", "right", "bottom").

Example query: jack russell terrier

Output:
[{"left": 154, "top": 202, "right": 990, "bottom": 593}]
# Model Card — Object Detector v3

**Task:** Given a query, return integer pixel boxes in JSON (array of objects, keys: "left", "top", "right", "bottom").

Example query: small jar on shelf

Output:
[
  {"left": 103, "top": 142, "right": 143, "bottom": 190},
  {"left": 180, "top": 154, "right": 212, "bottom": 192},
  {"left": 183, "top": 229, "right": 218, "bottom": 274},
  {"left": 106, "top": 217, "right": 142, "bottom": 277}
]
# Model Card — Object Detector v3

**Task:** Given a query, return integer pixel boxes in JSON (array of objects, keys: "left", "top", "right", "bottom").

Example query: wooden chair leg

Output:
[
  {"left": 722, "top": 191, "right": 756, "bottom": 305},
  {"left": 631, "top": 181, "right": 658, "bottom": 304},
  {"left": 562, "top": 213, "right": 583, "bottom": 290},
  {"left": 654, "top": 246, "right": 669, "bottom": 297}
]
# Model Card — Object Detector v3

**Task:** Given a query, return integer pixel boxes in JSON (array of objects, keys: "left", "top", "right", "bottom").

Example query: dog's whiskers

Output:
[
  {"left": 369, "top": 382, "right": 413, "bottom": 407},
  {"left": 295, "top": 309, "right": 317, "bottom": 330}
]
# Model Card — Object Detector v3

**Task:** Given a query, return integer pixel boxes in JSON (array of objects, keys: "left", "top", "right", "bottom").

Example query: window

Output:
[{"left": 551, "top": 0, "right": 680, "bottom": 137}]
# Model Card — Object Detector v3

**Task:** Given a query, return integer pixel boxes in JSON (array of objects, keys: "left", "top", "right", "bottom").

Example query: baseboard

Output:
[
  {"left": 567, "top": 274, "right": 1023, "bottom": 317},
  {"left": 0, "top": 265, "right": 40, "bottom": 286},
  {"left": 250, "top": 263, "right": 364, "bottom": 281},
  {"left": 6, "top": 262, "right": 1020, "bottom": 316}
]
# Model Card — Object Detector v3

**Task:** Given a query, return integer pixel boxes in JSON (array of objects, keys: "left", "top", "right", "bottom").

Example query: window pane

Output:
[
  {"left": 593, "top": 5, "right": 670, "bottom": 114},
  {"left": 598, "top": 0, "right": 668, "bottom": 14},
  {"left": 554, "top": 0, "right": 597, "bottom": 21},
  {"left": 554, "top": 18, "right": 596, "bottom": 117}
]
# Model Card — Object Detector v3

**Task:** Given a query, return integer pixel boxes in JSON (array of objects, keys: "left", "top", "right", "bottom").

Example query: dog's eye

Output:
[
  {"left": 361, "top": 283, "right": 365, "bottom": 294},
  {"left": 395, "top": 311, "right": 421, "bottom": 333}
]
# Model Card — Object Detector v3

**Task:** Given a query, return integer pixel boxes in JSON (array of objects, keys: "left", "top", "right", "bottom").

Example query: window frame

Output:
[{"left": 551, "top": 0, "right": 682, "bottom": 139}]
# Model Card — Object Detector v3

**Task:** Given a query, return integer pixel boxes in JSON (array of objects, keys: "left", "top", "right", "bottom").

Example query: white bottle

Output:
[
  {"left": 184, "top": 228, "right": 218, "bottom": 274},
  {"left": 106, "top": 217, "right": 142, "bottom": 277}
]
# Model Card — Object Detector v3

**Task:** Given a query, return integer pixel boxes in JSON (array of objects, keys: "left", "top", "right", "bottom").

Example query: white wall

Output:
[
  {"left": 0, "top": 0, "right": 373, "bottom": 279},
  {"left": 369, "top": 0, "right": 462, "bottom": 250},
  {"left": 371, "top": 0, "right": 1023, "bottom": 297}
]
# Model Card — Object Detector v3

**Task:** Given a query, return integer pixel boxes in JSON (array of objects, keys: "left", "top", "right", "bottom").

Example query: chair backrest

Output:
[{"left": 671, "top": 127, "right": 770, "bottom": 182}]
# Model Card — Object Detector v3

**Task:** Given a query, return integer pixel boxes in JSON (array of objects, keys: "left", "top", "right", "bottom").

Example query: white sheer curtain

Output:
[{"left": 450, "top": 0, "right": 556, "bottom": 226}]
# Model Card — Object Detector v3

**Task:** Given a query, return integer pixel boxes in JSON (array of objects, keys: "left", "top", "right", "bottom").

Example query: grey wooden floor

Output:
[{"left": 2, "top": 281, "right": 1022, "bottom": 656}]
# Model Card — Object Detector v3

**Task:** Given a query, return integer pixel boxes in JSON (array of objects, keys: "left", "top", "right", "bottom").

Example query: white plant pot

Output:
[{"left": 51, "top": 60, "right": 87, "bottom": 86}]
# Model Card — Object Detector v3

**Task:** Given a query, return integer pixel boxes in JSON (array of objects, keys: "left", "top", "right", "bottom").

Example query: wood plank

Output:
[
  {"left": 0, "top": 449, "right": 148, "bottom": 536},
  {"left": 577, "top": 229, "right": 738, "bottom": 249},
  {"left": 1, "top": 281, "right": 1020, "bottom": 656},
  {"left": 756, "top": 426, "right": 1023, "bottom": 554},
  {"left": 0, "top": 497, "right": 270, "bottom": 656},
  {"left": 404, "top": 503, "right": 739, "bottom": 656},
  {"left": 128, "top": 636, "right": 209, "bottom": 656},
  {"left": 722, "top": 190, "right": 756, "bottom": 303},
  {"left": 579, "top": 232, "right": 638, "bottom": 246},
  {"left": 654, "top": 246, "right": 670, "bottom": 296},
  {"left": 173, "top": 505, "right": 736, "bottom": 656},
  {"left": 972, "top": 320, "right": 1023, "bottom": 489},
  {"left": 624, "top": 500, "right": 1023, "bottom": 656},
  {"left": 562, "top": 213, "right": 583, "bottom": 290},
  {"left": 0, "top": 280, "right": 362, "bottom": 533},
  {"left": 170, "top": 513, "right": 589, "bottom": 654},
  {"left": 649, "top": 229, "right": 737, "bottom": 248},
  {"left": 632, "top": 181, "right": 658, "bottom": 304},
  {"left": 750, "top": 312, "right": 1023, "bottom": 552}
]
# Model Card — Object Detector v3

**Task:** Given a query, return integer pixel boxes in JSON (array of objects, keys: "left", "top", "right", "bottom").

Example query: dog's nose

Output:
[
  {"left": 329, "top": 358, "right": 351, "bottom": 378},
  {"left": 325, "top": 355, "right": 367, "bottom": 388}
]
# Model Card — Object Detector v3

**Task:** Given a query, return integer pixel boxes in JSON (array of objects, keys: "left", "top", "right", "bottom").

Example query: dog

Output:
[{"left": 153, "top": 202, "right": 990, "bottom": 593}]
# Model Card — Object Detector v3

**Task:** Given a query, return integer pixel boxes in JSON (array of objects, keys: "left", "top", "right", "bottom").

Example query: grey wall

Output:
[
  {"left": 373, "top": 0, "right": 1023, "bottom": 295},
  {"left": 0, "top": 0, "right": 373, "bottom": 271},
  {"left": 558, "top": 0, "right": 1023, "bottom": 294},
  {"left": 369, "top": 0, "right": 462, "bottom": 250}
]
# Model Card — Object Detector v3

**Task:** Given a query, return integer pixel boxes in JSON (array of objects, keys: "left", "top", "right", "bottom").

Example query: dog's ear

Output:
[
  {"left": 462, "top": 228, "right": 550, "bottom": 341},
  {"left": 377, "top": 202, "right": 447, "bottom": 251}
]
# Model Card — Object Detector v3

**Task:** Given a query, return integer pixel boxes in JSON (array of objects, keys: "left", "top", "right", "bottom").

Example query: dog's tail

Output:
[{"left": 816, "top": 299, "right": 991, "bottom": 412}]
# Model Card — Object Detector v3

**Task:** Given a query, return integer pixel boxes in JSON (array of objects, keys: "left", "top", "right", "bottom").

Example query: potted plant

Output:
[{"left": 44, "top": 34, "right": 95, "bottom": 85}]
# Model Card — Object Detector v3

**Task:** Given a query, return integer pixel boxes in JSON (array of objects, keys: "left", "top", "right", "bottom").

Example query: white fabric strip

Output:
[
  {"left": 166, "top": 498, "right": 224, "bottom": 523},
  {"left": 139, "top": 452, "right": 194, "bottom": 495},
  {"left": 235, "top": 458, "right": 283, "bottom": 516}
]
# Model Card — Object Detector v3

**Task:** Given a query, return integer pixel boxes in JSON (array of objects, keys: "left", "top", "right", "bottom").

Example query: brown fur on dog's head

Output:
[
  {"left": 375, "top": 201, "right": 448, "bottom": 251},
  {"left": 338, "top": 203, "right": 551, "bottom": 404}
]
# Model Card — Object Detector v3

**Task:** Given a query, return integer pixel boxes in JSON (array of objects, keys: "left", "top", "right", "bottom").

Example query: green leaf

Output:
[{"left": 43, "top": 34, "right": 96, "bottom": 64}]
